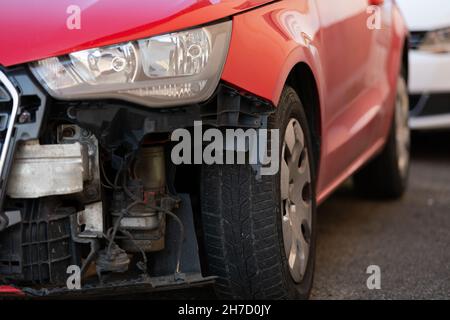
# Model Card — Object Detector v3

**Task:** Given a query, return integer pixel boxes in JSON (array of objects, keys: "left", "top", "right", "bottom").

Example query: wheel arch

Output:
[{"left": 285, "top": 62, "right": 322, "bottom": 172}]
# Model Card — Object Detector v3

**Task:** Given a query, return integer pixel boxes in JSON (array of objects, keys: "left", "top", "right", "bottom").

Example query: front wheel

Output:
[{"left": 200, "top": 86, "right": 317, "bottom": 299}]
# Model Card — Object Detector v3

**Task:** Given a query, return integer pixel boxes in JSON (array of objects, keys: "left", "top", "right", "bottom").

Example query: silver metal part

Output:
[
  {"left": 6, "top": 141, "right": 85, "bottom": 198},
  {"left": 120, "top": 214, "right": 160, "bottom": 230},
  {"left": 58, "top": 124, "right": 101, "bottom": 202},
  {"left": 3, "top": 210, "right": 21, "bottom": 228},
  {"left": 77, "top": 202, "right": 104, "bottom": 238},
  {"left": 0, "top": 71, "right": 19, "bottom": 179},
  {"left": 6, "top": 125, "right": 102, "bottom": 200},
  {"left": 134, "top": 146, "right": 166, "bottom": 193}
]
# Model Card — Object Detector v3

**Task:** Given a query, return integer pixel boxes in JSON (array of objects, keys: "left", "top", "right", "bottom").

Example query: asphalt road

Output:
[
  {"left": 310, "top": 131, "right": 450, "bottom": 300},
  {"left": 139, "top": 131, "right": 450, "bottom": 300}
]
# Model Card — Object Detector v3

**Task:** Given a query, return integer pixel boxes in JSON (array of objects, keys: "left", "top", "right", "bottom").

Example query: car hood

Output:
[
  {"left": 396, "top": 0, "right": 450, "bottom": 31},
  {"left": 0, "top": 0, "right": 274, "bottom": 67}
]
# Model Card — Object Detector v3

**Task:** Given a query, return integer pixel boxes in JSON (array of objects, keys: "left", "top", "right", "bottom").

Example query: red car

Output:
[{"left": 0, "top": 0, "right": 409, "bottom": 299}]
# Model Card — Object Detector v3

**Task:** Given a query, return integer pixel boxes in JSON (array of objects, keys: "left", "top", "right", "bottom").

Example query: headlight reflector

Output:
[{"left": 30, "top": 21, "right": 231, "bottom": 107}]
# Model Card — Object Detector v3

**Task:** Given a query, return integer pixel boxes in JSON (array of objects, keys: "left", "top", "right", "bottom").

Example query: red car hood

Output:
[{"left": 0, "top": 0, "right": 273, "bottom": 67}]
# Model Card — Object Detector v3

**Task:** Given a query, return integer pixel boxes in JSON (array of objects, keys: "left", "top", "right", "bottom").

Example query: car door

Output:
[{"left": 315, "top": 0, "right": 389, "bottom": 197}]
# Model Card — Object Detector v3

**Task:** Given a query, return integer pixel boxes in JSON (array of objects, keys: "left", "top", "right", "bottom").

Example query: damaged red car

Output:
[{"left": 0, "top": 0, "right": 409, "bottom": 299}]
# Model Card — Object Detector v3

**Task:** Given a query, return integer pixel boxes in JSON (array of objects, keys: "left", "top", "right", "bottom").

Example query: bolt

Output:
[
  {"left": 81, "top": 129, "right": 90, "bottom": 138},
  {"left": 85, "top": 186, "right": 98, "bottom": 199},
  {"left": 62, "top": 126, "right": 76, "bottom": 138},
  {"left": 67, "top": 107, "right": 77, "bottom": 119},
  {"left": 18, "top": 111, "right": 31, "bottom": 124}
]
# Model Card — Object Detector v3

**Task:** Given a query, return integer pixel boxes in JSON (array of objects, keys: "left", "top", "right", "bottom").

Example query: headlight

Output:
[
  {"left": 30, "top": 21, "right": 232, "bottom": 107},
  {"left": 418, "top": 27, "right": 450, "bottom": 54}
]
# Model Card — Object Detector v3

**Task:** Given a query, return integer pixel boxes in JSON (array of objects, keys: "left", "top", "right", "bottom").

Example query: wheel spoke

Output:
[
  {"left": 288, "top": 228, "right": 309, "bottom": 280},
  {"left": 288, "top": 232, "right": 299, "bottom": 271},
  {"left": 280, "top": 157, "right": 290, "bottom": 201},
  {"left": 282, "top": 213, "right": 292, "bottom": 258},
  {"left": 284, "top": 122, "right": 296, "bottom": 157},
  {"left": 297, "top": 231, "right": 309, "bottom": 274},
  {"left": 289, "top": 203, "right": 302, "bottom": 238}
]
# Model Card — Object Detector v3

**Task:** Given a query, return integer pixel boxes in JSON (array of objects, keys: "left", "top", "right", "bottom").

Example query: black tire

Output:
[
  {"left": 200, "top": 86, "right": 317, "bottom": 299},
  {"left": 353, "top": 75, "right": 410, "bottom": 198}
]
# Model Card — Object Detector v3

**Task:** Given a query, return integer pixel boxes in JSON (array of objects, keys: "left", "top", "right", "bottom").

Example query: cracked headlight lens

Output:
[{"left": 30, "top": 21, "right": 231, "bottom": 107}]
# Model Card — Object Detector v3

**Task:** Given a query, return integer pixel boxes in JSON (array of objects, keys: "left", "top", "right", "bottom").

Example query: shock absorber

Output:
[{"left": 111, "top": 145, "right": 168, "bottom": 252}]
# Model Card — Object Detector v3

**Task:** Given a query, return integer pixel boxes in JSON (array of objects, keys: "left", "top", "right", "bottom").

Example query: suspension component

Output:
[{"left": 111, "top": 145, "right": 174, "bottom": 252}]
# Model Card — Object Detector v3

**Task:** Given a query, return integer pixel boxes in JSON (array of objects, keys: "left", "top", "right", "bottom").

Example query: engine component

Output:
[
  {"left": 110, "top": 145, "right": 174, "bottom": 253},
  {"left": 96, "top": 243, "right": 130, "bottom": 276},
  {"left": 111, "top": 180, "right": 165, "bottom": 253},
  {"left": 134, "top": 145, "right": 166, "bottom": 193},
  {"left": 6, "top": 140, "right": 85, "bottom": 198},
  {"left": 0, "top": 199, "right": 77, "bottom": 284},
  {"left": 76, "top": 202, "right": 104, "bottom": 238},
  {"left": 58, "top": 124, "right": 101, "bottom": 203},
  {"left": 6, "top": 124, "right": 101, "bottom": 200}
]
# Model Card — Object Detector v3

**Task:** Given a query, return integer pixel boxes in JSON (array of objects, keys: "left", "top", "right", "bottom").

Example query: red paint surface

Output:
[
  {"left": 0, "top": 0, "right": 274, "bottom": 66},
  {"left": 0, "top": 285, "right": 25, "bottom": 296},
  {"left": 222, "top": 0, "right": 407, "bottom": 202}
]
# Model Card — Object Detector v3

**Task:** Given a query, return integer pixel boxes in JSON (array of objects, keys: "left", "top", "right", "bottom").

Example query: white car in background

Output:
[{"left": 397, "top": 0, "right": 450, "bottom": 130}]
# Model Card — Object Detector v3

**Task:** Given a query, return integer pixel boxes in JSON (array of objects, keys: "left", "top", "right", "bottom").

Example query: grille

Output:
[
  {"left": 0, "top": 71, "right": 18, "bottom": 182},
  {"left": 0, "top": 199, "right": 75, "bottom": 284}
]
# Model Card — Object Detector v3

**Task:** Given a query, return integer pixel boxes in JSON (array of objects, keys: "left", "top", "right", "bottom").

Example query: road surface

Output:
[{"left": 310, "top": 132, "right": 450, "bottom": 299}]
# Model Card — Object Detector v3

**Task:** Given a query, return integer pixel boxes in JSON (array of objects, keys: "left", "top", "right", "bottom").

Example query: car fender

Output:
[{"left": 222, "top": 0, "right": 325, "bottom": 110}]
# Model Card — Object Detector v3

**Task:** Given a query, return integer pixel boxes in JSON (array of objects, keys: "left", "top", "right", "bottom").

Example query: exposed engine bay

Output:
[{"left": 0, "top": 66, "right": 271, "bottom": 297}]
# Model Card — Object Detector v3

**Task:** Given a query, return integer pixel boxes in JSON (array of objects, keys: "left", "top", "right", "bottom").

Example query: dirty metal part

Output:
[
  {"left": 134, "top": 145, "right": 166, "bottom": 193},
  {"left": 2, "top": 210, "right": 21, "bottom": 228},
  {"left": 119, "top": 221, "right": 166, "bottom": 253},
  {"left": 96, "top": 243, "right": 130, "bottom": 276},
  {"left": 77, "top": 202, "right": 104, "bottom": 238},
  {"left": 6, "top": 141, "right": 85, "bottom": 198},
  {"left": 113, "top": 182, "right": 160, "bottom": 232},
  {"left": 0, "top": 214, "right": 7, "bottom": 230},
  {"left": 69, "top": 215, "right": 99, "bottom": 276},
  {"left": 119, "top": 215, "right": 160, "bottom": 230},
  {"left": 58, "top": 124, "right": 101, "bottom": 203},
  {"left": 112, "top": 179, "right": 166, "bottom": 253},
  {"left": 0, "top": 210, "right": 21, "bottom": 230},
  {"left": 113, "top": 145, "right": 170, "bottom": 252}
]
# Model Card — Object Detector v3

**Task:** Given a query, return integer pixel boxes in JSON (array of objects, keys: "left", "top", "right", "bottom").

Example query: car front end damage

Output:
[{"left": 0, "top": 19, "right": 273, "bottom": 297}]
